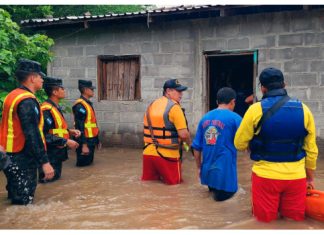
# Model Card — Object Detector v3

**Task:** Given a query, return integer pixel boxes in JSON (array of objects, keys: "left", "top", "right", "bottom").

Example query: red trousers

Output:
[
  {"left": 141, "top": 155, "right": 182, "bottom": 185},
  {"left": 251, "top": 172, "right": 306, "bottom": 222}
]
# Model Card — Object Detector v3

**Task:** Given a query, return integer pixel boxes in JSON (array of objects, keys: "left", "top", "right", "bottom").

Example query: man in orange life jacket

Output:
[
  {"left": 234, "top": 67, "right": 318, "bottom": 222},
  {"left": 142, "top": 79, "right": 191, "bottom": 185},
  {"left": 72, "top": 80, "right": 100, "bottom": 167},
  {"left": 39, "top": 77, "right": 80, "bottom": 183},
  {"left": 0, "top": 59, "right": 55, "bottom": 205}
]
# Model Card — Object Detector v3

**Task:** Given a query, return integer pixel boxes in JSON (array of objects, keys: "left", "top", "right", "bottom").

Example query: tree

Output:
[
  {"left": 0, "top": 5, "right": 147, "bottom": 23},
  {"left": 0, "top": 8, "right": 54, "bottom": 117}
]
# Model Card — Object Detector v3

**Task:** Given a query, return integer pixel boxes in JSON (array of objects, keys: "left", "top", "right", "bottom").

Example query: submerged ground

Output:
[{"left": 0, "top": 148, "right": 323, "bottom": 229}]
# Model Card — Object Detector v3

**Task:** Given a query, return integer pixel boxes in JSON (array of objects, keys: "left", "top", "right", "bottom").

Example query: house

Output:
[{"left": 21, "top": 5, "right": 324, "bottom": 147}]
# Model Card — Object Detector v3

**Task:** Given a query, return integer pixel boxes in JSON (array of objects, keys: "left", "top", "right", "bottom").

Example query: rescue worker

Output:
[
  {"left": 234, "top": 67, "right": 318, "bottom": 222},
  {"left": 72, "top": 80, "right": 100, "bottom": 167},
  {"left": 0, "top": 58, "right": 54, "bottom": 205},
  {"left": 142, "top": 78, "right": 191, "bottom": 185},
  {"left": 192, "top": 87, "right": 242, "bottom": 201},
  {"left": 39, "top": 77, "right": 80, "bottom": 183}
]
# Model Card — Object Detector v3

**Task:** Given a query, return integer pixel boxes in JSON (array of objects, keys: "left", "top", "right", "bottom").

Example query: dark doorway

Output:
[{"left": 206, "top": 51, "right": 257, "bottom": 117}]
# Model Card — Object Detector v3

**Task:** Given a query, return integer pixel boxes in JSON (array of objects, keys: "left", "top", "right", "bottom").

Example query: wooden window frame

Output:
[{"left": 97, "top": 55, "right": 141, "bottom": 101}]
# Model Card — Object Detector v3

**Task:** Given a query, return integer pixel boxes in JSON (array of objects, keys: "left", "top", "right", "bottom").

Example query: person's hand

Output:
[
  {"left": 196, "top": 168, "right": 201, "bottom": 181},
  {"left": 307, "top": 180, "right": 315, "bottom": 190},
  {"left": 0, "top": 145, "right": 4, "bottom": 152},
  {"left": 81, "top": 144, "right": 90, "bottom": 155},
  {"left": 42, "top": 162, "right": 55, "bottom": 180},
  {"left": 97, "top": 142, "right": 102, "bottom": 150},
  {"left": 69, "top": 129, "right": 81, "bottom": 138},
  {"left": 66, "top": 139, "right": 79, "bottom": 150}
]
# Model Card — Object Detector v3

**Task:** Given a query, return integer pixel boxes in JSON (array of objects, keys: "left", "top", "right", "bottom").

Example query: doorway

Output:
[{"left": 205, "top": 50, "right": 257, "bottom": 117}]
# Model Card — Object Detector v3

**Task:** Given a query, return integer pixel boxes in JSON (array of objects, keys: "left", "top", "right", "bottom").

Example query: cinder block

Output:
[
  {"left": 279, "top": 34, "right": 303, "bottom": 46},
  {"left": 269, "top": 48, "right": 292, "bottom": 60},
  {"left": 311, "top": 61, "right": 324, "bottom": 72},
  {"left": 251, "top": 36, "right": 276, "bottom": 48},
  {"left": 202, "top": 39, "right": 227, "bottom": 51},
  {"left": 228, "top": 38, "right": 249, "bottom": 50},
  {"left": 292, "top": 47, "right": 321, "bottom": 59},
  {"left": 284, "top": 61, "right": 309, "bottom": 72},
  {"left": 67, "top": 47, "right": 84, "bottom": 56}
]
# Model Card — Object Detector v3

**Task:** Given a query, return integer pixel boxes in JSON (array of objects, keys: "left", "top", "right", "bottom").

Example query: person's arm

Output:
[
  {"left": 43, "top": 109, "right": 67, "bottom": 147},
  {"left": 18, "top": 99, "right": 54, "bottom": 180},
  {"left": 234, "top": 103, "right": 262, "bottom": 151},
  {"left": 0, "top": 145, "right": 11, "bottom": 171},
  {"left": 191, "top": 119, "right": 204, "bottom": 179},
  {"left": 73, "top": 103, "right": 90, "bottom": 154},
  {"left": 302, "top": 103, "right": 318, "bottom": 188},
  {"left": 170, "top": 104, "right": 191, "bottom": 145},
  {"left": 73, "top": 103, "right": 87, "bottom": 143},
  {"left": 18, "top": 99, "right": 49, "bottom": 165}
]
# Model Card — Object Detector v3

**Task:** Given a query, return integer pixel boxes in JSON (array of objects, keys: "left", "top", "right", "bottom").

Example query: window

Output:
[{"left": 97, "top": 55, "right": 141, "bottom": 101}]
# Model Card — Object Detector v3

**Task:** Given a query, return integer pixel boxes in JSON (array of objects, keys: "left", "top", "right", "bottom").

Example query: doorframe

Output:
[{"left": 203, "top": 49, "right": 258, "bottom": 111}]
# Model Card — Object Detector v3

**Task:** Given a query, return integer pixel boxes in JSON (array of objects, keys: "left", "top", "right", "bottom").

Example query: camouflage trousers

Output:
[{"left": 3, "top": 162, "right": 37, "bottom": 205}]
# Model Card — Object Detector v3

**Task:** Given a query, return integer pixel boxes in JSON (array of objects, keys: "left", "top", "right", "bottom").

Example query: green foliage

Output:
[
  {"left": 0, "top": 5, "right": 53, "bottom": 23},
  {"left": 52, "top": 5, "right": 145, "bottom": 17},
  {"left": 0, "top": 8, "right": 54, "bottom": 118},
  {"left": 0, "top": 5, "right": 146, "bottom": 23}
]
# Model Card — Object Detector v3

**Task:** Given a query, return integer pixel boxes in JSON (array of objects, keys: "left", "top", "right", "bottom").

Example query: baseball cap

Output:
[
  {"left": 163, "top": 79, "right": 187, "bottom": 92},
  {"left": 43, "top": 76, "right": 63, "bottom": 89},
  {"left": 259, "top": 67, "right": 284, "bottom": 86}
]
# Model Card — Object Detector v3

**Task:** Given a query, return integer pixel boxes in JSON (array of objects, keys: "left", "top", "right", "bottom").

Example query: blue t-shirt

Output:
[{"left": 192, "top": 109, "right": 242, "bottom": 192}]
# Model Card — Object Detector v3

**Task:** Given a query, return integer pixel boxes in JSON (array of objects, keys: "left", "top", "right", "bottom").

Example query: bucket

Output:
[{"left": 306, "top": 189, "right": 324, "bottom": 222}]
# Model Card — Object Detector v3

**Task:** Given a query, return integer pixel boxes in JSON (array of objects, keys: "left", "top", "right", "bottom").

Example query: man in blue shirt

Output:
[{"left": 192, "top": 87, "right": 242, "bottom": 201}]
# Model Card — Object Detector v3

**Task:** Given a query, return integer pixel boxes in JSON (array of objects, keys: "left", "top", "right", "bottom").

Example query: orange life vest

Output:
[
  {"left": 143, "top": 97, "right": 180, "bottom": 148},
  {"left": 41, "top": 101, "right": 69, "bottom": 139},
  {"left": 73, "top": 98, "right": 99, "bottom": 138},
  {"left": 0, "top": 88, "right": 46, "bottom": 153}
]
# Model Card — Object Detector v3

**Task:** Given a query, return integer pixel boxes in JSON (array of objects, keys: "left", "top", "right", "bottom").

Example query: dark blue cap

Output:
[
  {"left": 78, "top": 79, "right": 96, "bottom": 89},
  {"left": 16, "top": 58, "right": 46, "bottom": 77},
  {"left": 163, "top": 79, "right": 187, "bottom": 91},
  {"left": 259, "top": 67, "right": 284, "bottom": 86},
  {"left": 44, "top": 76, "right": 63, "bottom": 88}
]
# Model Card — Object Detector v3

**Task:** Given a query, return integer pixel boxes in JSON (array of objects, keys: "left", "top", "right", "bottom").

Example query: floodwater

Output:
[{"left": 0, "top": 148, "right": 323, "bottom": 229}]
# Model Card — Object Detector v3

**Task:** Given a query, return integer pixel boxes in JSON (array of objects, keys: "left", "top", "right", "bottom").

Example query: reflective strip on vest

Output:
[
  {"left": 6, "top": 93, "right": 34, "bottom": 152},
  {"left": 74, "top": 99, "right": 98, "bottom": 138},
  {"left": 143, "top": 97, "right": 179, "bottom": 147},
  {"left": 41, "top": 102, "right": 69, "bottom": 139},
  {"left": 0, "top": 88, "right": 46, "bottom": 152}
]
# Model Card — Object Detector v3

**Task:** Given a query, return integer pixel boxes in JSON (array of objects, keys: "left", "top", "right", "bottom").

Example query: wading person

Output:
[
  {"left": 39, "top": 77, "right": 80, "bottom": 183},
  {"left": 142, "top": 79, "right": 191, "bottom": 185},
  {"left": 73, "top": 80, "right": 100, "bottom": 167},
  {"left": 0, "top": 59, "right": 54, "bottom": 205},
  {"left": 234, "top": 67, "right": 318, "bottom": 222},
  {"left": 192, "top": 87, "right": 242, "bottom": 201}
]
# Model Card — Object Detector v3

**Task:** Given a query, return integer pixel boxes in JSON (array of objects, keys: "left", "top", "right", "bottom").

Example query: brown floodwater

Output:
[{"left": 0, "top": 148, "right": 323, "bottom": 229}]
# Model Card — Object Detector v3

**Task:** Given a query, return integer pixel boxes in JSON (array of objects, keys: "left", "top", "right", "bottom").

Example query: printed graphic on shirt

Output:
[
  {"left": 204, "top": 126, "right": 219, "bottom": 145},
  {"left": 34, "top": 106, "right": 39, "bottom": 115},
  {"left": 79, "top": 108, "right": 86, "bottom": 114},
  {"left": 46, "top": 117, "right": 53, "bottom": 125}
]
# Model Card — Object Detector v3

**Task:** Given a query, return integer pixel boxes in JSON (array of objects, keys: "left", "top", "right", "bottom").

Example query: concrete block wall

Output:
[{"left": 48, "top": 8, "right": 324, "bottom": 147}]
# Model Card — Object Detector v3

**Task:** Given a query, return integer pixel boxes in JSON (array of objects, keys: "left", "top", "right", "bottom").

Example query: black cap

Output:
[
  {"left": 78, "top": 79, "right": 96, "bottom": 89},
  {"left": 259, "top": 67, "right": 284, "bottom": 86},
  {"left": 43, "top": 76, "right": 63, "bottom": 88},
  {"left": 163, "top": 79, "right": 187, "bottom": 92},
  {"left": 16, "top": 58, "right": 46, "bottom": 77}
]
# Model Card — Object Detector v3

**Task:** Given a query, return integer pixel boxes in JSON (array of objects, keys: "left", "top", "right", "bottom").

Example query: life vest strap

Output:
[{"left": 143, "top": 133, "right": 179, "bottom": 139}]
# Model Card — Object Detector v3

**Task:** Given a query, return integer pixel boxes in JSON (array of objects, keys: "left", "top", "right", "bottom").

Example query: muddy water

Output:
[{"left": 0, "top": 148, "right": 323, "bottom": 229}]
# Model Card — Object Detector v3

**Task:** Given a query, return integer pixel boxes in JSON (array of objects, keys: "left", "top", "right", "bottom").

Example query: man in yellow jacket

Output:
[
  {"left": 142, "top": 79, "right": 191, "bottom": 185},
  {"left": 234, "top": 67, "right": 318, "bottom": 222}
]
